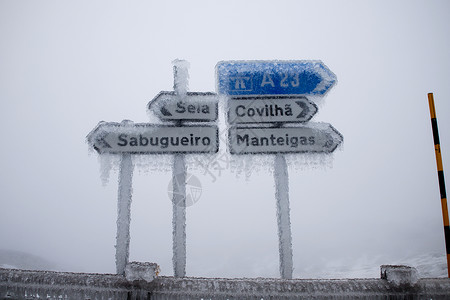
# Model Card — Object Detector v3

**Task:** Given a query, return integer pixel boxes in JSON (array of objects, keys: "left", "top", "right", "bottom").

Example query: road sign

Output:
[
  {"left": 228, "top": 96, "right": 318, "bottom": 124},
  {"left": 228, "top": 123, "right": 343, "bottom": 154},
  {"left": 216, "top": 60, "right": 336, "bottom": 96},
  {"left": 148, "top": 91, "right": 218, "bottom": 121},
  {"left": 87, "top": 122, "right": 218, "bottom": 154}
]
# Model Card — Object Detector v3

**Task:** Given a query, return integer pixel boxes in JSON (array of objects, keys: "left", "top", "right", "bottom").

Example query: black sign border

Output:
[
  {"left": 228, "top": 124, "right": 343, "bottom": 155},
  {"left": 88, "top": 122, "right": 220, "bottom": 155},
  {"left": 227, "top": 95, "right": 318, "bottom": 125},
  {"left": 148, "top": 91, "right": 219, "bottom": 122}
]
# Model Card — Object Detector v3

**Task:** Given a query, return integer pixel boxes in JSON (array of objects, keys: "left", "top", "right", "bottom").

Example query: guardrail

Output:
[{"left": 1, "top": 265, "right": 450, "bottom": 299}]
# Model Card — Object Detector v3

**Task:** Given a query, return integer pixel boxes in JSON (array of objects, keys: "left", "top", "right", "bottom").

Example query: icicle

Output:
[{"left": 98, "top": 153, "right": 114, "bottom": 186}]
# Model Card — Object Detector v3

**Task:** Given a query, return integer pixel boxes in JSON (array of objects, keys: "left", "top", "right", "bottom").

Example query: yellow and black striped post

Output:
[{"left": 428, "top": 92, "right": 450, "bottom": 278}]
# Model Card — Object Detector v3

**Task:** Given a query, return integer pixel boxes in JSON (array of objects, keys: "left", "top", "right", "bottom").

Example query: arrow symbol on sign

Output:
[
  {"left": 159, "top": 105, "right": 173, "bottom": 117},
  {"left": 324, "top": 139, "right": 334, "bottom": 148},
  {"left": 95, "top": 131, "right": 112, "bottom": 149},
  {"left": 295, "top": 100, "right": 310, "bottom": 119},
  {"left": 86, "top": 121, "right": 112, "bottom": 153}
]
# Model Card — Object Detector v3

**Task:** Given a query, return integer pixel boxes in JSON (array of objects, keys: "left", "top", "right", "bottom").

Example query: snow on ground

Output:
[{"left": 1, "top": 249, "right": 447, "bottom": 279}]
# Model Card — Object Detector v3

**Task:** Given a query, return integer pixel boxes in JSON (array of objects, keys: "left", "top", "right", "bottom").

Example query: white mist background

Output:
[{"left": 1, "top": 0, "right": 449, "bottom": 278}]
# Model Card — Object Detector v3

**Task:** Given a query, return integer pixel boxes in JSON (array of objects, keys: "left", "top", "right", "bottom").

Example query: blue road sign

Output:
[{"left": 216, "top": 60, "right": 336, "bottom": 96}]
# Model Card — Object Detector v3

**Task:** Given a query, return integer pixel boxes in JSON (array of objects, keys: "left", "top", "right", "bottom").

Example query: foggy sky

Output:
[{"left": 1, "top": 0, "right": 449, "bottom": 278}]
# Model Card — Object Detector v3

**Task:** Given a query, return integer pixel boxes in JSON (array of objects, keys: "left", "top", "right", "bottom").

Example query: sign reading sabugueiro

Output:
[
  {"left": 229, "top": 123, "right": 343, "bottom": 154},
  {"left": 149, "top": 91, "right": 218, "bottom": 122},
  {"left": 87, "top": 122, "right": 218, "bottom": 154},
  {"left": 228, "top": 96, "right": 318, "bottom": 124},
  {"left": 216, "top": 60, "right": 337, "bottom": 96}
]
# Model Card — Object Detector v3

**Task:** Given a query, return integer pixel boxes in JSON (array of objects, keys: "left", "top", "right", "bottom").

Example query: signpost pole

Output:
[
  {"left": 274, "top": 153, "right": 293, "bottom": 279},
  {"left": 172, "top": 153, "right": 186, "bottom": 277},
  {"left": 428, "top": 92, "right": 450, "bottom": 278},
  {"left": 116, "top": 152, "right": 134, "bottom": 275},
  {"left": 171, "top": 60, "right": 189, "bottom": 277}
]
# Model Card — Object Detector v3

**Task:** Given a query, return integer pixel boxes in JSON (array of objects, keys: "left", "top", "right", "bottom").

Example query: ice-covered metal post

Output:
[
  {"left": 86, "top": 120, "right": 136, "bottom": 276},
  {"left": 116, "top": 150, "right": 134, "bottom": 275},
  {"left": 172, "top": 60, "right": 189, "bottom": 277},
  {"left": 274, "top": 152, "right": 293, "bottom": 279}
]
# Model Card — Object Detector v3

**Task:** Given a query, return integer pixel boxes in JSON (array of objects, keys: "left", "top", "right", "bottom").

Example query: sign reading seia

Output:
[{"left": 149, "top": 91, "right": 218, "bottom": 122}]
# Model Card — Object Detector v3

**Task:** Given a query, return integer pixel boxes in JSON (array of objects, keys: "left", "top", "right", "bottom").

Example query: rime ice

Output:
[{"left": 116, "top": 153, "right": 134, "bottom": 275}]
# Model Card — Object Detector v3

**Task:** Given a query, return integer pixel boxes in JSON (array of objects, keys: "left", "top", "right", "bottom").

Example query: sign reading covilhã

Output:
[{"left": 228, "top": 96, "right": 317, "bottom": 124}]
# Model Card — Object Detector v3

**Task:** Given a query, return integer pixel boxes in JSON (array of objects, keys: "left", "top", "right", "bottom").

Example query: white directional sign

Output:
[
  {"left": 228, "top": 96, "right": 318, "bottom": 124},
  {"left": 148, "top": 91, "right": 218, "bottom": 121},
  {"left": 87, "top": 122, "right": 218, "bottom": 154},
  {"left": 228, "top": 123, "right": 343, "bottom": 154}
]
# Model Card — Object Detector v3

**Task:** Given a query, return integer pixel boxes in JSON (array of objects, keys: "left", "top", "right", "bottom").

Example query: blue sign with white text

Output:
[{"left": 216, "top": 61, "right": 336, "bottom": 96}]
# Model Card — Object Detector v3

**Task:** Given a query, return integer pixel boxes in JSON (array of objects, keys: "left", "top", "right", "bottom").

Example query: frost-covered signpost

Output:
[
  {"left": 148, "top": 60, "right": 219, "bottom": 278},
  {"left": 217, "top": 60, "right": 342, "bottom": 279},
  {"left": 87, "top": 60, "right": 218, "bottom": 276}
]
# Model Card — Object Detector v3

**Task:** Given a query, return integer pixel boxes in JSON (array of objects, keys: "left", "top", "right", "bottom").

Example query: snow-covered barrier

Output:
[
  {"left": 2, "top": 266, "right": 450, "bottom": 299},
  {"left": 151, "top": 274, "right": 450, "bottom": 300},
  {"left": 0, "top": 267, "right": 152, "bottom": 299}
]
